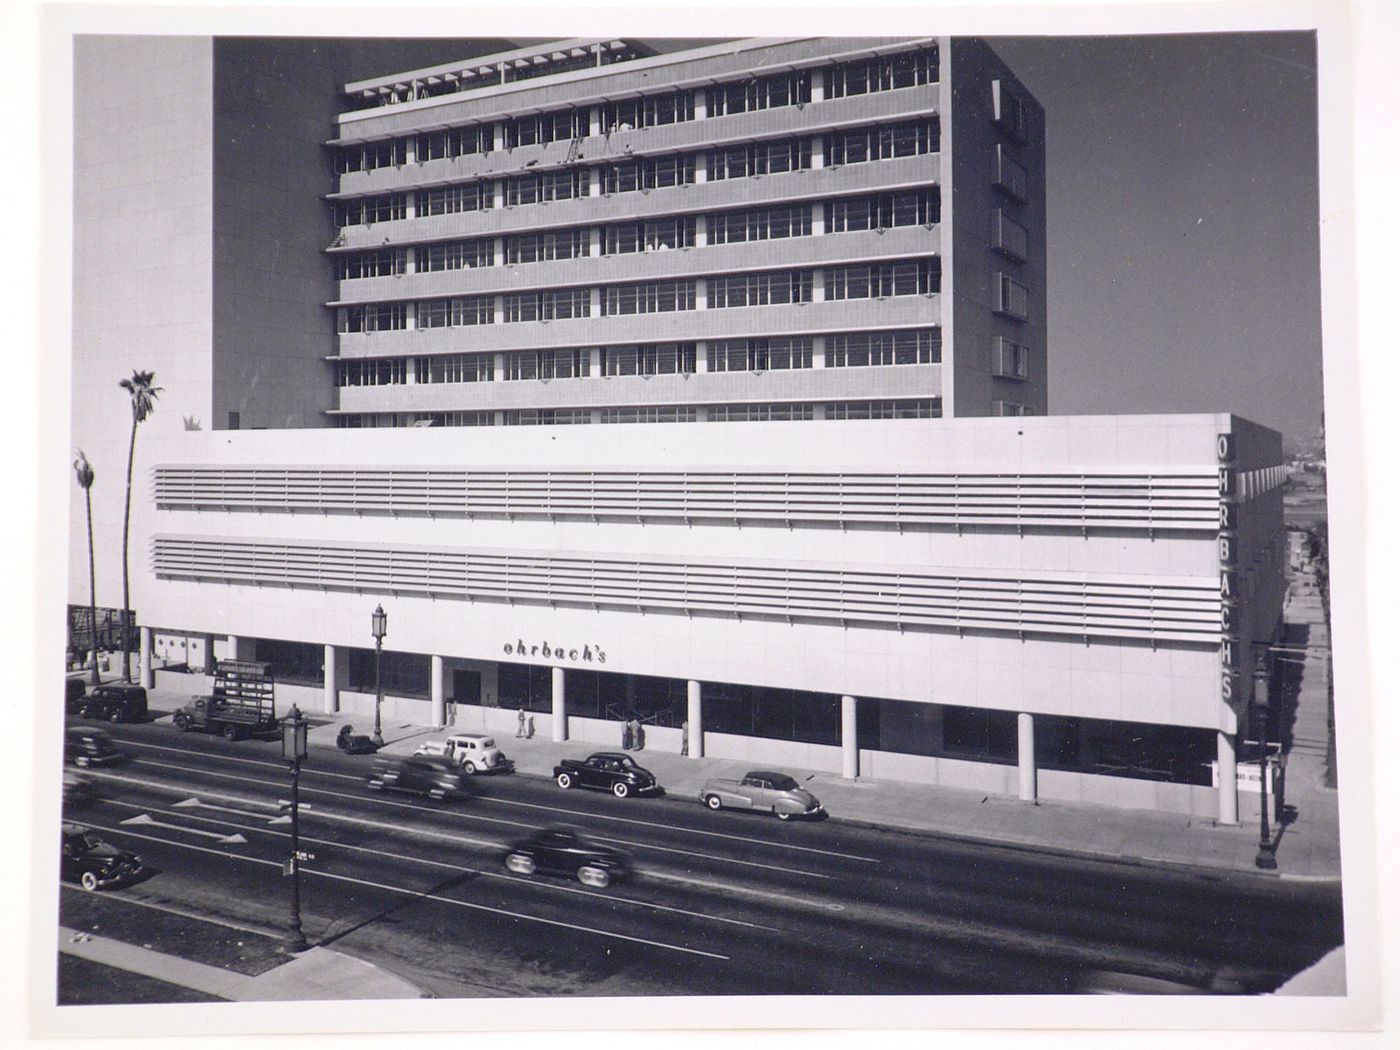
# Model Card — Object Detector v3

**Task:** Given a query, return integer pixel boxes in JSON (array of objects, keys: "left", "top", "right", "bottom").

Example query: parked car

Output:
[
  {"left": 74, "top": 684, "right": 148, "bottom": 724},
  {"left": 553, "top": 752, "right": 658, "bottom": 798},
  {"left": 64, "top": 726, "right": 127, "bottom": 769},
  {"left": 365, "top": 754, "right": 472, "bottom": 801},
  {"left": 64, "top": 677, "right": 87, "bottom": 711},
  {"left": 413, "top": 733, "right": 511, "bottom": 774},
  {"left": 502, "top": 826, "right": 631, "bottom": 888},
  {"left": 700, "top": 770, "right": 824, "bottom": 820},
  {"left": 60, "top": 823, "right": 142, "bottom": 891},
  {"left": 62, "top": 770, "right": 96, "bottom": 806}
]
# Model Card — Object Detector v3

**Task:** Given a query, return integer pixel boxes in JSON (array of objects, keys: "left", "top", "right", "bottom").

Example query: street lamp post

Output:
[
  {"left": 1252, "top": 650, "right": 1278, "bottom": 871},
  {"left": 281, "top": 703, "right": 310, "bottom": 953},
  {"left": 371, "top": 604, "right": 387, "bottom": 746}
]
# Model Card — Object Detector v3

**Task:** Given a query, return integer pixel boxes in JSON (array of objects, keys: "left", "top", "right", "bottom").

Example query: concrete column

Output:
[
  {"left": 812, "top": 334, "right": 827, "bottom": 368},
  {"left": 492, "top": 121, "right": 504, "bottom": 151},
  {"left": 403, "top": 246, "right": 416, "bottom": 274},
  {"left": 404, "top": 192, "right": 417, "bottom": 219},
  {"left": 405, "top": 301, "right": 417, "bottom": 330},
  {"left": 493, "top": 237, "right": 505, "bottom": 266},
  {"left": 811, "top": 134, "right": 825, "bottom": 170},
  {"left": 1017, "top": 712, "right": 1036, "bottom": 802},
  {"left": 811, "top": 200, "right": 826, "bottom": 236},
  {"left": 694, "top": 87, "right": 707, "bottom": 120},
  {"left": 202, "top": 634, "right": 216, "bottom": 674},
  {"left": 810, "top": 69, "right": 825, "bottom": 103},
  {"left": 227, "top": 635, "right": 254, "bottom": 661},
  {"left": 323, "top": 644, "right": 340, "bottom": 714},
  {"left": 694, "top": 153, "right": 708, "bottom": 184},
  {"left": 589, "top": 227, "right": 601, "bottom": 257},
  {"left": 1217, "top": 730, "right": 1240, "bottom": 825},
  {"left": 686, "top": 680, "right": 703, "bottom": 758},
  {"left": 589, "top": 347, "right": 602, "bottom": 377},
  {"left": 552, "top": 666, "right": 567, "bottom": 742},
  {"left": 139, "top": 627, "right": 154, "bottom": 689},
  {"left": 696, "top": 278, "right": 708, "bottom": 310},
  {"left": 492, "top": 179, "right": 505, "bottom": 209},
  {"left": 695, "top": 341, "right": 708, "bottom": 372},
  {"left": 590, "top": 287, "right": 602, "bottom": 317},
  {"left": 694, "top": 214, "right": 708, "bottom": 246},
  {"left": 841, "top": 695, "right": 858, "bottom": 779},
  {"left": 589, "top": 169, "right": 601, "bottom": 197},
  {"left": 493, "top": 295, "right": 505, "bottom": 324},
  {"left": 588, "top": 105, "right": 601, "bottom": 136},
  {"left": 811, "top": 269, "right": 825, "bottom": 303},
  {"left": 431, "top": 654, "right": 446, "bottom": 729}
]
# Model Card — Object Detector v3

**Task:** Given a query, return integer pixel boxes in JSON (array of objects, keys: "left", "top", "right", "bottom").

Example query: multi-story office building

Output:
[
  {"left": 70, "top": 36, "right": 1286, "bottom": 824},
  {"left": 324, "top": 37, "right": 1046, "bottom": 428}
]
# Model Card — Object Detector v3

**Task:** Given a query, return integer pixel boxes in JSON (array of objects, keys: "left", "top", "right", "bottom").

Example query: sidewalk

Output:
[
  {"left": 59, "top": 927, "right": 424, "bottom": 1001},
  {"left": 128, "top": 585, "right": 1341, "bottom": 884}
]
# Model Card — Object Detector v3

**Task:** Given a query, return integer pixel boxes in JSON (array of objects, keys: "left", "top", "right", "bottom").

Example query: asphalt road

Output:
[{"left": 58, "top": 721, "right": 1344, "bottom": 998}]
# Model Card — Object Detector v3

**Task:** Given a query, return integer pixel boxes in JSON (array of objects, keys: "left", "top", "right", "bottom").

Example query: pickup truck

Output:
[
  {"left": 172, "top": 660, "right": 277, "bottom": 741},
  {"left": 699, "top": 770, "right": 824, "bottom": 820}
]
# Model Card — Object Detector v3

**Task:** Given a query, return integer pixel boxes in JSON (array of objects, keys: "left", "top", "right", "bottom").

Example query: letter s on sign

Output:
[{"left": 597, "top": 650, "right": 606, "bottom": 664}]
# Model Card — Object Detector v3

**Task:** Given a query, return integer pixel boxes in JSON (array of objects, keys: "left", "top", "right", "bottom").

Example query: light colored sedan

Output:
[{"left": 700, "top": 770, "right": 824, "bottom": 820}]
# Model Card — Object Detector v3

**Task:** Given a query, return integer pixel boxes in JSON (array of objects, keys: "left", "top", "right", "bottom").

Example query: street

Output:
[{"left": 59, "top": 720, "right": 1344, "bottom": 998}]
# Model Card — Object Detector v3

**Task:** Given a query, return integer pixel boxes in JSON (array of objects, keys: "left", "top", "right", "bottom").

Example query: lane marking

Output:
[
  {"left": 120, "top": 813, "right": 246, "bottom": 844},
  {"left": 119, "top": 738, "right": 881, "bottom": 864},
  {"left": 99, "top": 799, "right": 776, "bottom": 932},
  {"left": 106, "top": 764, "right": 835, "bottom": 879},
  {"left": 641, "top": 869, "right": 846, "bottom": 913},
  {"left": 75, "top": 820, "right": 730, "bottom": 961},
  {"left": 173, "top": 798, "right": 282, "bottom": 823}
]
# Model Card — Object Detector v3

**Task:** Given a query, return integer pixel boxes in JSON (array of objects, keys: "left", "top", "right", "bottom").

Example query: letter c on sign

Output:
[{"left": 569, "top": 650, "right": 578, "bottom": 660}]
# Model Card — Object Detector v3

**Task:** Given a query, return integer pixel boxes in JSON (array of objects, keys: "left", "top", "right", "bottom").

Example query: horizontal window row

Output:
[
  {"left": 333, "top": 328, "right": 941, "bottom": 387},
  {"left": 329, "top": 398, "right": 944, "bottom": 428},
  {"left": 332, "top": 119, "right": 939, "bottom": 229},
  {"left": 334, "top": 189, "right": 942, "bottom": 278}
]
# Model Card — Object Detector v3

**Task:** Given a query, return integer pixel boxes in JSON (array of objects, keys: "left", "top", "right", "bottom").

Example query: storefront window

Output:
[{"left": 348, "top": 648, "right": 429, "bottom": 699}]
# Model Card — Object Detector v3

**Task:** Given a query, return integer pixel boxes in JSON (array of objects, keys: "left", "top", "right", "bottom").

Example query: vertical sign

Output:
[{"left": 1217, "top": 433, "right": 1239, "bottom": 703}]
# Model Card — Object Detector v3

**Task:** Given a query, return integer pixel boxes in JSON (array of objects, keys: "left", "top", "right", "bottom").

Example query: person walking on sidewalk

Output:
[
  {"left": 629, "top": 717, "right": 643, "bottom": 751},
  {"left": 680, "top": 720, "right": 689, "bottom": 756},
  {"left": 516, "top": 705, "right": 527, "bottom": 738},
  {"left": 622, "top": 718, "right": 633, "bottom": 750}
]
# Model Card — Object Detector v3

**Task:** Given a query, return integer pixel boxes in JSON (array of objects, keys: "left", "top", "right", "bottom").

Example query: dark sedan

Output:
[
  {"left": 553, "top": 752, "right": 658, "bottom": 798},
  {"left": 503, "top": 826, "right": 631, "bottom": 888},
  {"left": 366, "top": 754, "right": 471, "bottom": 801},
  {"left": 61, "top": 823, "right": 143, "bottom": 891}
]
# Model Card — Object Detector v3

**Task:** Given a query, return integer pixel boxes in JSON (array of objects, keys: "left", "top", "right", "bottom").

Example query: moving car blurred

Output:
[
  {"left": 553, "top": 752, "right": 658, "bottom": 798},
  {"left": 700, "top": 770, "right": 824, "bottom": 820},
  {"left": 64, "top": 726, "right": 127, "bottom": 769},
  {"left": 502, "top": 826, "right": 631, "bottom": 888},
  {"left": 365, "top": 754, "right": 472, "bottom": 801},
  {"left": 61, "top": 823, "right": 142, "bottom": 891},
  {"left": 62, "top": 770, "right": 96, "bottom": 806}
]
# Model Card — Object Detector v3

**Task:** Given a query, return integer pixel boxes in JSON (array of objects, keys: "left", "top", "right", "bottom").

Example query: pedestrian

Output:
[
  {"left": 622, "top": 719, "right": 633, "bottom": 750},
  {"left": 680, "top": 720, "right": 689, "bottom": 757},
  {"left": 517, "top": 705, "right": 527, "bottom": 738},
  {"left": 629, "top": 717, "right": 643, "bottom": 751}
]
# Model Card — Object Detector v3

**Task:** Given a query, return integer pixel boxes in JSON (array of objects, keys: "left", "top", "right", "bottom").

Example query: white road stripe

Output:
[
  {"left": 642, "top": 869, "right": 846, "bottom": 912},
  {"left": 75, "top": 820, "right": 731, "bottom": 961},
  {"left": 121, "top": 739, "right": 881, "bottom": 864},
  {"left": 109, "top": 763, "right": 836, "bottom": 879}
]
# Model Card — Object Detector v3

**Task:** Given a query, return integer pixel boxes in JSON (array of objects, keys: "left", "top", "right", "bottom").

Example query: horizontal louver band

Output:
[
  {"left": 153, "top": 467, "right": 1222, "bottom": 531},
  {"left": 152, "top": 535, "right": 1222, "bottom": 644}
]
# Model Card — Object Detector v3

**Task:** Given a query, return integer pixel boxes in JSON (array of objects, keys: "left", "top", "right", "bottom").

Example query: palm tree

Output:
[
  {"left": 118, "top": 370, "right": 162, "bottom": 682},
  {"left": 73, "top": 450, "right": 101, "bottom": 686}
]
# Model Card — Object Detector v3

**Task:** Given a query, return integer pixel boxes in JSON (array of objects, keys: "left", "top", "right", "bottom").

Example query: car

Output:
[
  {"left": 502, "top": 826, "right": 631, "bottom": 888},
  {"left": 700, "top": 770, "right": 824, "bottom": 820},
  {"left": 365, "top": 754, "right": 472, "bottom": 801},
  {"left": 60, "top": 823, "right": 142, "bottom": 891},
  {"left": 413, "top": 733, "right": 511, "bottom": 774},
  {"left": 64, "top": 677, "right": 87, "bottom": 711},
  {"left": 62, "top": 770, "right": 96, "bottom": 806},
  {"left": 336, "top": 725, "right": 381, "bottom": 755},
  {"left": 75, "top": 684, "right": 148, "bottom": 724},
  {"left": 64, "top": 726, "right": 127, "bottom": 768},
  {"left": 553, "top": 752, "right": 659, "bottom": 799}
]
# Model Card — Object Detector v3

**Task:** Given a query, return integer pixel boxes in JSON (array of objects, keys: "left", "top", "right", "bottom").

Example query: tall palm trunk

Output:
[
  {"left": 85, "top": 484, "right": 99, "bottom": 686},
  {"left": 120, "top": 417, "right": 136, "bottom": 682}
]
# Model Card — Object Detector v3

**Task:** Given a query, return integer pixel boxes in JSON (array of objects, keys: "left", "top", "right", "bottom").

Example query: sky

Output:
[{"left": 988, "top": 33, "right": 1323, "bottom": 450}]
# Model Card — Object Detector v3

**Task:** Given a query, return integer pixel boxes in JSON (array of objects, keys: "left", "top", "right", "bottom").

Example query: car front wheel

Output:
[
  {"left": 173, "top": 714, "right": 190, "bottom": 731},
  {"left": 463, "top": 761, "right": 477, "bottom": 775},
  {"left": 222, "top": 725, "right": 240, "bottom": 742},
  {"left": 80, "top": 871, "right": 99, "bottom": 892},
  {"left": 108, "top": 710, "right": 123, "bottom": 724},
  {"left": 704, "top": 794, "right": 723, "bottom": 811},
  {"left": 775, "top": 809, "right": 793, "bottom": 821},
  {"left": 578, "top": 865, "right": 611, "bottom": 889},
  {"left": 612, "top": 781, "right": 631, "bottom": 799},
  {"left": 555, "top": 772, "right": 573, "bottom": 790}
]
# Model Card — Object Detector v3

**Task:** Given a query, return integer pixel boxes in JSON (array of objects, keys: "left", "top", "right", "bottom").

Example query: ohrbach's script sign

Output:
[{"left": 504, "top": 639, "right": 608, "bottom": 664}]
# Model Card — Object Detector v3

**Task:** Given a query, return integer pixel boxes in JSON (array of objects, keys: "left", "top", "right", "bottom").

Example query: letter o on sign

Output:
[{"left": 1216, "top": 433, "right": 1235, "bottom": 463}]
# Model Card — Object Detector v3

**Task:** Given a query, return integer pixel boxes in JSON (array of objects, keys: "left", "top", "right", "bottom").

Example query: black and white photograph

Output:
[{"left": 10, "top": 0, "right": 1395, "bottom": 1044}]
